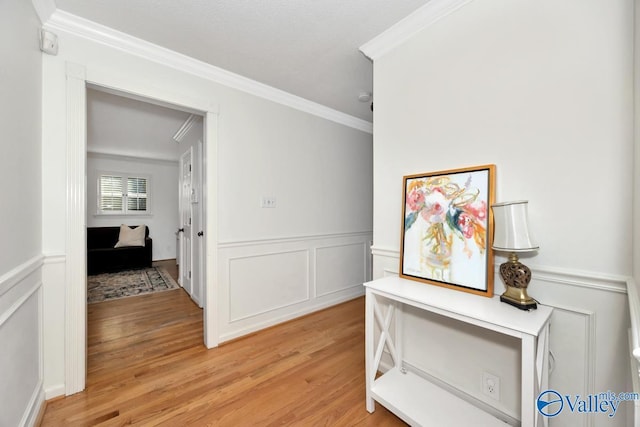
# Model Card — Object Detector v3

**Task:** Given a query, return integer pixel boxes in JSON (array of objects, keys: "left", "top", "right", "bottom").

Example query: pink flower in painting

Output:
[
  {"left": 466, "top": 200, "right": 487, "bottom": 221},
  {"left": 421, "top": 189, "right": 448, "bottom": 224},
  {"left": 457, "top": 213, "right": 474, "bottom": 239},
  {"left": 407, "top": 189, "right": 425, "bottom": 212}
]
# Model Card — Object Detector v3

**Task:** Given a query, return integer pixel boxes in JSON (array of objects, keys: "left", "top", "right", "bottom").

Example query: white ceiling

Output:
[
  {"left": 87, "top": 88, "right": 195, "bottom": 161},
  {"left": 54, "top": 0, "right": 428, "bottom": 122}
]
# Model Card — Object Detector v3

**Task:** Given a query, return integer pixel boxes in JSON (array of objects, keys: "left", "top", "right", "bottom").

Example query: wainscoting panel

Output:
[
  {"left": 315, "top": 242, "right": 367, "bottom": 298},
  {"left": 218, "top": 232, "right": 372, "bottom": 342},
  {"left": 371, "top": 247, "right": 629, "bottom": 427},
  {"left": 0, "top": 255, "right": 44, "bottom": 427},
  {"left": 229, "top": 250, "right": 310, "bottom": 322},
  {"left": 545, "top": 305, "right": 596, "bottom": 427}
]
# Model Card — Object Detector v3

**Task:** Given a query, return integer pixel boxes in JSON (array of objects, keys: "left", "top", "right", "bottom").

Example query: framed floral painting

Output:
[{"left": 399, "top": 164, "right": 495, "bottom": 297}]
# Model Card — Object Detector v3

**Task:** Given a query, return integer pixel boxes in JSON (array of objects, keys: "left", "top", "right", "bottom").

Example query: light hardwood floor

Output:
[{"left": 41, "top": 279, "right": 405, "bottom": 426}]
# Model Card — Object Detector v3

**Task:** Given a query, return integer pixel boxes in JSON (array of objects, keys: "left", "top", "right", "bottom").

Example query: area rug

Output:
[{"left": 88, "top": 267, "right": 179, "bottom": 304}]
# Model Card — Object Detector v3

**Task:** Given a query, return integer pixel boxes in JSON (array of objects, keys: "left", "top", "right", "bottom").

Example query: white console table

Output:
[{"left": 364, "top": 276, "right": 553, "bottom": 427}]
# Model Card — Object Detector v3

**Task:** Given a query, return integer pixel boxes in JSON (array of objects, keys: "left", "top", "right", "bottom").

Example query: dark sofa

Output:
[{"left": 87, "top": 226, "right": 153, "bottom": 275}]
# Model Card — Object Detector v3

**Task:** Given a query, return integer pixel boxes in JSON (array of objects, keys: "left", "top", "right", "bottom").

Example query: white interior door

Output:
[
  {"left": 191, "top": 140, "right": 204, "bottom": 306},
  {"left": 179, "top": 147, "right": 193, "bottom": 295}
]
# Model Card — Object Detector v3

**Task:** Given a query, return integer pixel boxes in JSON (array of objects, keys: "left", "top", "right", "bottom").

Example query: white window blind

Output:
[
  {"left": 99, "top": 175, "right": 124, "bottom": 212},
  {"left": 127, "top": 177, "right": 148, "bottom": 211},
  {"left": 98, "top": 174, "right": 150, "bottom": 215}
]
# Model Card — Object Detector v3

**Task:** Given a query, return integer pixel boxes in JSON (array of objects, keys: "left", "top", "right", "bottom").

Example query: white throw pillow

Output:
[{"left": 114, "top": 224, "right": 146, "bottom": 248}]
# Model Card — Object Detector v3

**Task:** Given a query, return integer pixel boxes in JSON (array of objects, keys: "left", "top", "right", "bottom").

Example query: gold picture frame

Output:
[{"left": 399, "top": 164, "right": 495, "bottom": 297}]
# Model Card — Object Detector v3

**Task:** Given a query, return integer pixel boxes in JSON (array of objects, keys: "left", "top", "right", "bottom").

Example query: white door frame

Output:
[{"left": 64, "top": 63, "right": 219, "bottom": 395}]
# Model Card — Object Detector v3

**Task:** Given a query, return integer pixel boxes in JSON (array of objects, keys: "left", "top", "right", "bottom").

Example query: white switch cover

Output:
[{"left": 261, "top": 196, "right": 276, "bottom": 208}]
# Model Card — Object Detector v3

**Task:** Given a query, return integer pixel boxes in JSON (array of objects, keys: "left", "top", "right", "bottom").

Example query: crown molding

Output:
[
  {"left": 173, "top": 114, "right": 197, "bottom": 142},
  {"left": 44, "top": 10, "right": 373, "bottom": 134},
  {"left": 359, "top": 0, "right": 474, "bottom": 61},
  {"left": 31, "top": 0, "right": 56, "bottom": 24}
]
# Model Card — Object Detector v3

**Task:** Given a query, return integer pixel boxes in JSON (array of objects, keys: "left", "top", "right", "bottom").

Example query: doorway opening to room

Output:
[
  {"left": 65, "top": 68, "right": 219, "bottom": 394},
  {"left": 84, "top": 85, "right": 207, "bottom": 379}
]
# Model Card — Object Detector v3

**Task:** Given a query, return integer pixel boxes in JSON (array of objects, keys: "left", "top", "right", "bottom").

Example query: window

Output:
[{"left": 98, "top": 174, "right": 150, "bottom": 215}]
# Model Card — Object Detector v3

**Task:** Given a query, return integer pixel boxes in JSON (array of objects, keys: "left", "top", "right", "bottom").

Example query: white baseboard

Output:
[
  {"left": 44, "top": 384, "right": 65, "bottom": 400},
  {"left": 219, "top": 288, "right": 364, "bottom": 343},
  {"left": 21, "top": 381, "right": 44, "bottom": 427}
]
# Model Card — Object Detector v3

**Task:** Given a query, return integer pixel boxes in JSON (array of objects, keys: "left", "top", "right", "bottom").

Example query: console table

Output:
[{"left": 364, "top": 276, "right": 553, "bottom": 427}]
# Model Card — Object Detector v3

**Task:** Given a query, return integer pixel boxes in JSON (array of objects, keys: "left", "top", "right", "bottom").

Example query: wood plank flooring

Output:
[{"left": 41, "top": 285, "right": 405, "bottom": 426}]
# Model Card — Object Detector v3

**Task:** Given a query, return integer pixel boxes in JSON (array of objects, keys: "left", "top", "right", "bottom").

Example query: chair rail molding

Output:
[
  {"left": 219, "top": 231, "right": 373, "bottom": 248},
  {"left": 371, "top": 246, "right": 629, "bottom": 294},
  {"left": 0, "top": 254, "right": 44, "bottom": 297}
]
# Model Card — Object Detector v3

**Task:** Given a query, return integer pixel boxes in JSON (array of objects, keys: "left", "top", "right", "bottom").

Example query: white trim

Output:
[
  {"left": 43, "top": 254, "right": 66, "bottom": 264},
  {"left": 545, "top": 303, "right": 596, "bottom": 427},
  {"left": 44, "top": 10, "right": 373, "bottom": 134},
  {"left": 64, "top": 62, "right": 87, "bottom": 396},
  {"left": 44, "top": 384, "right": 66, "bottom": 400},
  {"left": 219, "top": 231, "right": 373, "bottom": 249},
  {"left": 533, "top": 265, "right": 627, "bottom": 294},
  {"left": 173, "top": 114, "right": 197, "bottom": 142},
  {"left": 314, "top": 242, "right": 368, "bottom": 298},
  {"left": 219, "top": 292, "right": 363, "bottom": 343},
  {"left": 63, "top": 65, "right": 221, "bottom": 386},
  {"left": 371, "top": 245, "right": 402, "bottom": 259},
  {"left": 203, "top": 112, "right": 218, "bottom": 348},
  {"left": 628, "top": 278, "right": 640, "bottom": 363},
  {"left": 20, "top": 379, "right": 45, "bottom": 427},
  {"left": 87, "top": 81, "right": 216, "bottom": 117},
  {"left": 359, "top": 0, "right": 474, "bottom": 61},
  {"left": 87, "top": 149, "right": 180, "bottom": 165},
  {"left": 227, "top": 249, "right": 311, "bottom": 322},
  {"left": 0, "top": 255, "right": 44, "bottom": 297},
  {"left": 0, "top": 281, "right": 41, "bottom": 327},
  {"left": 371, "top": 245, "right": 630, "bottom": 294},
  {"left": 383, "top": 268, "right": 399, "bottom": 277}
]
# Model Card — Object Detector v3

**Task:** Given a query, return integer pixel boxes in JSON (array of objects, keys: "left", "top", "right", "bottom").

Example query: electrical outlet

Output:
[
  {"left": 261, "top": 196, "right": 277, "bottom": 208},
  {"left": 482, "top": 372, "right": 500, "bottom": 400}
]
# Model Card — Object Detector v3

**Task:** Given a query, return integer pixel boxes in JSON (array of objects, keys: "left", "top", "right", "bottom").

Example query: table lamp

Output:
[{"left": 491, "top": 200, "right": 539, "bottom": 310}]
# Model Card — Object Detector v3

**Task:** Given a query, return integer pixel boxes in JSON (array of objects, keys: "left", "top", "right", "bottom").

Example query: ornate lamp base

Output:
[
  {"left": 499, "top": 253, "right": 537, "bottom": 311},
  {"left": 500, "top": 287, "right": 537, "bottom": 310}
]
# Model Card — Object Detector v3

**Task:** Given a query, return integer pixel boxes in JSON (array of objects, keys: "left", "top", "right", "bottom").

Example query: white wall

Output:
[
  {"left": 371, "top": 0, "right": 632, "bottom": 426},
  {"left": 41, "top": 16, "right": 373, "bottom": 396},
  {"left": 0, "top": 0, "right": 45, "bottom": 424},
  {"left": 635, "top": 0, "right": 640, "bottom": 285},
  {"left": 86, "top": 153, "right": 180, "bottom": 261}
]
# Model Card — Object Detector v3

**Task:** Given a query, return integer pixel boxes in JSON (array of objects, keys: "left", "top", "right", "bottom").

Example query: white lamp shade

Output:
[{"left": 491, "top": 200, "right": 539, "bottom": 252}]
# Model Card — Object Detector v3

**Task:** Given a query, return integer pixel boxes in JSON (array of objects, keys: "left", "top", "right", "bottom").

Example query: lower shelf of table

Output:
[{"left": 370, "top": 368, "right": 509, "bottom": 426}]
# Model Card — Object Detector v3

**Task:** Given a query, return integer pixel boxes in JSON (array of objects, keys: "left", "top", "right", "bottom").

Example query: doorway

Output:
[
  {"left": 84, "top": 85, "right": 206, "bottom": 348},
  {"left": 64, "top": 66, "right": 218, "bottom": 394}
]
